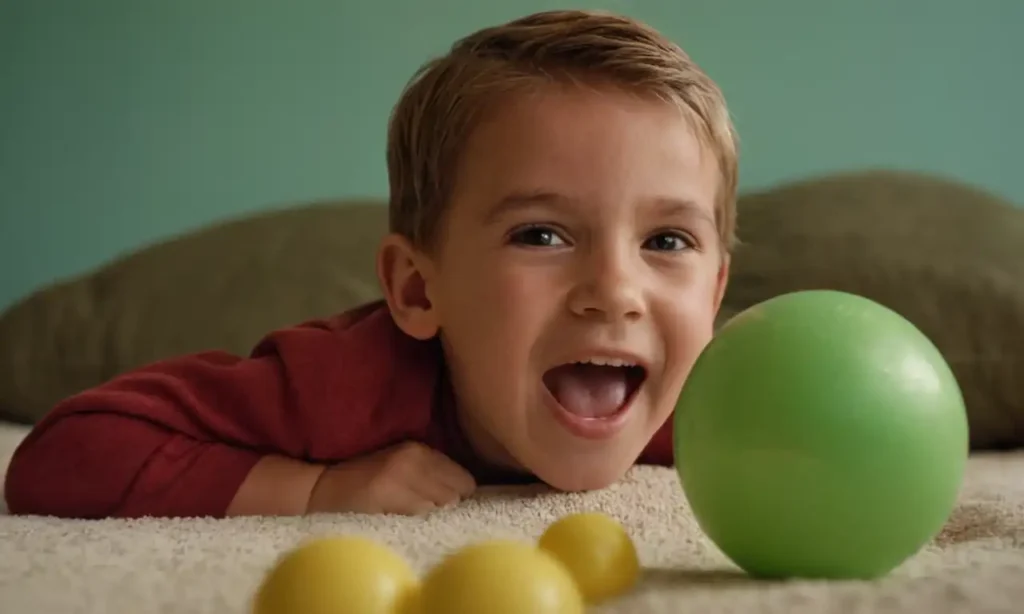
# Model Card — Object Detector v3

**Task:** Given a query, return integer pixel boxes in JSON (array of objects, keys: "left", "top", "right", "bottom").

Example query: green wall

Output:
[{"left": 1, "top": 0, "right": 1021, "bottom": 310}]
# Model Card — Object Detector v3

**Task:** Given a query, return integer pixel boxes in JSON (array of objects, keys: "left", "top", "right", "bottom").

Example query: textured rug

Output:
[{"left": 1, "top": 421, "right": 1022, "bottom": 614}]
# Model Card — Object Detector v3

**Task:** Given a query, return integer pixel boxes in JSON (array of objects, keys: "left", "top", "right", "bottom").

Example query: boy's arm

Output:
[
  {"left": 3, "top": 302, "right": 442, "bottom": 518},
  {"left": 226, "top": 454, "right": 327, "bottom": 516}
]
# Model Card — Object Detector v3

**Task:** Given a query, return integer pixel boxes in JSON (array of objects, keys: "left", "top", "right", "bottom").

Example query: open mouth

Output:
[{"left": 542, "top": 359, "right": 648, "bottom": 420}]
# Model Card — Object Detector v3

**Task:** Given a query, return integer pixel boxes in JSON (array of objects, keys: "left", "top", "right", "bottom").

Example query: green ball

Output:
[{"left": 673, "top": 290, "right": 969, "bottom": 580}]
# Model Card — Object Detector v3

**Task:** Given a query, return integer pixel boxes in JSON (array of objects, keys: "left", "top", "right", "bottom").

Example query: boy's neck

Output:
[{"left": 435, "top": 363, "right": 537, "bottom": 485}]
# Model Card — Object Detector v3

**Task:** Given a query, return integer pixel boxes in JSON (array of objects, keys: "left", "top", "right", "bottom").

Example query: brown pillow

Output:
[
  {"left": 719, "top": 170, "right": 1024, "bottom": 450},
  {"left": 0, "top": 199, "right": 388, "bottom": 424}
]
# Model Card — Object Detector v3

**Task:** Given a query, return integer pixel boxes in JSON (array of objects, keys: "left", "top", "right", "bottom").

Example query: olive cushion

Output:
[
  {"left": 1, "top": 171, "right": 1021, "bottom": 449},
  {"left": 0, "top": 200, "right": 388, "bottom": 425},
  {"left": 719, "top": 170, "right": 1024, "bottom": 449}
]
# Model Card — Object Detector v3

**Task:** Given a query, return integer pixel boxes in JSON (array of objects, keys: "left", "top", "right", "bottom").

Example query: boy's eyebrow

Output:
[
  {"left": 482, "top": 190, "right": 569, "bottom": 225},
  {"left": 483, "top": 190, "right": 716, "bottom": 227},
  {"left": 650, "top": 197, "right": 718, "bottom": 228}
]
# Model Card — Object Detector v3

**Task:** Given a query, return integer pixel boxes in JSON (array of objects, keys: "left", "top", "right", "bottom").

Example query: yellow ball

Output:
[
  {"left": 538, "top": 512, "right": 640, "bottom": 603},
  {"left": 419, "top": 539, "right": 584, "bottom": 614},
  {"left": 252, "top": 536, "right": 419, "bottom": 614}
]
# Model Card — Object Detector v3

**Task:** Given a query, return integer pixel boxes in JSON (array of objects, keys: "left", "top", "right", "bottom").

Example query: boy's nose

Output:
[{"left": 567, "top": 250, "right": 645, "bottom": 322}]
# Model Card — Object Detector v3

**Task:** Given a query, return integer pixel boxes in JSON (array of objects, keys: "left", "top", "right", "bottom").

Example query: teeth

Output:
[{"left": 575, "top": 357, "right": 637, "bottom": 368}]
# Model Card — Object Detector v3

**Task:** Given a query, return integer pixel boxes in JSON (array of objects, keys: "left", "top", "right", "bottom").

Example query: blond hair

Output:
[{"left": 386, "top": 9, "right": 739, "bottom": 252}]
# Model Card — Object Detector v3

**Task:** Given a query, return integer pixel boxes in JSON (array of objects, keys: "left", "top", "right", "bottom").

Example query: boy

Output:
[{"left": 4, "top": 9, "right": 738, "bottom": 518}]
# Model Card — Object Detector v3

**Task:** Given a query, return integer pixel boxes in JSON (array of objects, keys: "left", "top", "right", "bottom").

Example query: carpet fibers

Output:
[{"left": 1, "top": 422, "right": 1022, "bottom": 614}]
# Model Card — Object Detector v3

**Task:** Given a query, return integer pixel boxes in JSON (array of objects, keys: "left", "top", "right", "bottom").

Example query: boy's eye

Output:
[
  {"left": 644, "top": 232, "right": 693, "bottom": 252},
  {"left": 509, "top": 225, "right": 567, "bottom": 247}
]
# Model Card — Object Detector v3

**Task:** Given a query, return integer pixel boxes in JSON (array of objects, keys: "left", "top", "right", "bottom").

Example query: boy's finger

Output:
[
  {"left": 428, "top": 451, "right": 478, "bottom": 497},
  {"left": 399, "top": 494, "right": 440, "bottom": 515},
  {"left": 411, "top": 476, "right": 462, "bottom": 507}
]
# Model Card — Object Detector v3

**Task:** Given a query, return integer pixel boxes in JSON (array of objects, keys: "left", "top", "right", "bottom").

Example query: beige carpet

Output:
[{"left": 1, "top": 420, "right": 1022, "bottom": 614}]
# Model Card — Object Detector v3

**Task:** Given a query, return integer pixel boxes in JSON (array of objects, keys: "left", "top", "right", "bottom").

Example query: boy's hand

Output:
[{"left": 306, "top": 442, "right": 477, "bottom": 515}]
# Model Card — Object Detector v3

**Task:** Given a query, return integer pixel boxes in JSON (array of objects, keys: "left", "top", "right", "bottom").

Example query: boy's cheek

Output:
[{"left": 475, "top": 269, "right": 556, "bottom": 310}]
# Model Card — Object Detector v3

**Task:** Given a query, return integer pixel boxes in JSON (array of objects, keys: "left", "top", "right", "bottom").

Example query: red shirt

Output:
[{"left": 3, "top": 300, "right": 674, "bottom": 518}]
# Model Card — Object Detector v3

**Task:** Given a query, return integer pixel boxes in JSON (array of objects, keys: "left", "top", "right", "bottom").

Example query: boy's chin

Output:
[{"left": 529, "top": 458, "right": 634, "bottom": 493}]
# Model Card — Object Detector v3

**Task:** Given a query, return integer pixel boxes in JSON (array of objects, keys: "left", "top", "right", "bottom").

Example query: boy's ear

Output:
[{"left": 376, "top": 233, "right": 440, "bottom": 340}]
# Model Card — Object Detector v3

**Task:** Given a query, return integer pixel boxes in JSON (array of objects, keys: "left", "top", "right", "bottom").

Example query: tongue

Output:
[{"left": 544, "top": 363, "right": 629, "bottom": 418}]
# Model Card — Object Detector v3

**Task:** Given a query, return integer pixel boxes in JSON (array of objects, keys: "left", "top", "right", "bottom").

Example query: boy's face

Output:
[{"left": 397, "top": 84, "right": 727, "bottom": 491}]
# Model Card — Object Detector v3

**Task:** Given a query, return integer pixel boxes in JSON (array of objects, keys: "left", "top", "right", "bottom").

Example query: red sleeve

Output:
[
  {"left": 3, "top": 301, "right": 442, "bottom": 519},
  {"left": 637, "top": 417, "right": 674, "bottom": 466}
]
